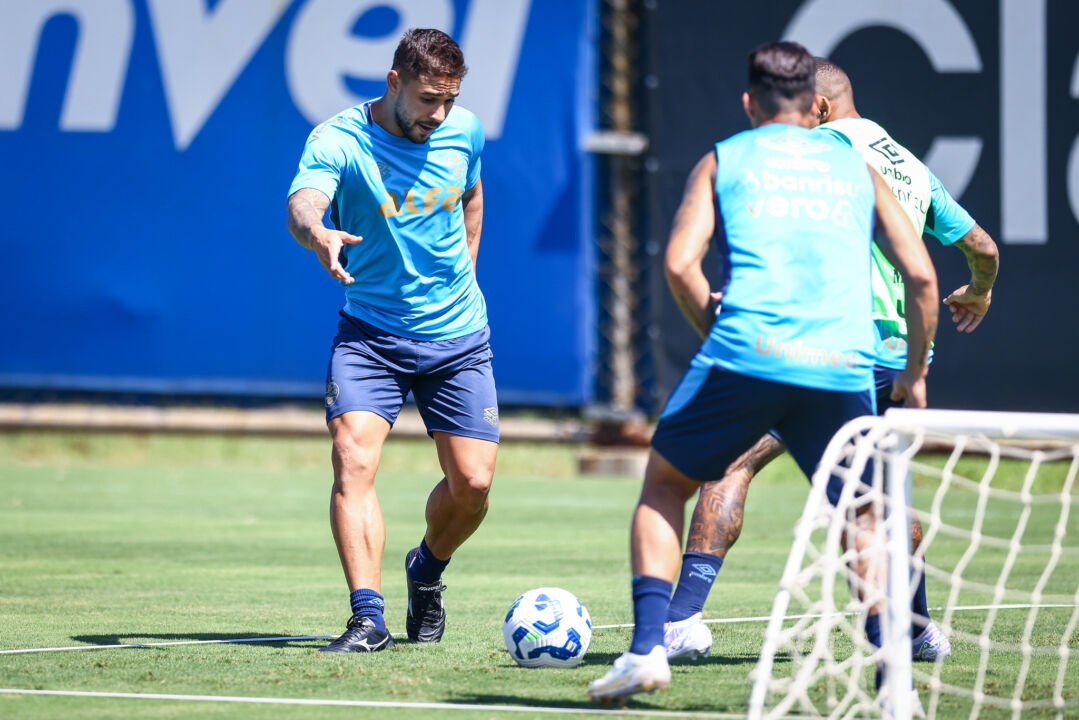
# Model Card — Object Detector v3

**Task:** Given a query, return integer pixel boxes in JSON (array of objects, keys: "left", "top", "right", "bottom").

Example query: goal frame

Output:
[{"left": 747, "top": 408, "right": 1079, "bottom": 720}]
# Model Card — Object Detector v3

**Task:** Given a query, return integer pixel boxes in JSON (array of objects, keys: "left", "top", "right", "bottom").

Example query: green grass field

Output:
[{"left": 0, "top": 431, "right": 1075, "bottom": 719}]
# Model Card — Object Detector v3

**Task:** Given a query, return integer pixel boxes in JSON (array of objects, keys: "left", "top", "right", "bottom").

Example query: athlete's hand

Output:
[
  {"left": 312, "top": 228, "right": 363, "bottom": 284},
  {"left": 943, "top": 285, "right": 991, "bottom": 333},
  {"left": 891, "top": 371, "right": 927, "bottom": 409},
  {"left": 710, "top": 290, "right": 724, "bottom": 313}
]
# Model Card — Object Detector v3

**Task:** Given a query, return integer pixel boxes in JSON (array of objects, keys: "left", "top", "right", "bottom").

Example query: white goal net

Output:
[{"left": 747, "top": 409, "right": 1079, "bottom": 720}]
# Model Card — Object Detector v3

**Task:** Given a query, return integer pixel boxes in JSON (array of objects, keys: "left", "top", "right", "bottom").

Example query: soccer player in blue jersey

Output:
[
  {"left": 286, "top": 29, "right": 497, "bottom": 653},
  {"left": 588, "top": 41, "right": 939, "bottom": 701},
  {"left": 661, "top": 58, "right": 1000, "bottom": 666}
]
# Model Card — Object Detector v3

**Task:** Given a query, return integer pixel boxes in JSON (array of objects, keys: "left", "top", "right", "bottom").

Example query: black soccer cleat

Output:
[
  {"left": 405, "top": 547, "right": 447, "bottom": 642},
  {"left": 319, "top": 614, "right": 395, "bottom": 653}
]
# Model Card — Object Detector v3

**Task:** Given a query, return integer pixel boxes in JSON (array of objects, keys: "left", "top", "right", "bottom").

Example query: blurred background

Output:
[{"left": 1, "top": 0, "right": 1076, "bottom": 426}]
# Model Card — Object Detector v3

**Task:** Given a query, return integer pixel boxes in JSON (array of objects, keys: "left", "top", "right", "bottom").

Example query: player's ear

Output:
[
  {"left": 386, "top": 69, "right": 401, "bottom": 96},
  {"left": 742, "top": 92, "right": 753, "bottom": 123},
  {"left": 815, "top": 95, "right": 831, "bottom": 123}
]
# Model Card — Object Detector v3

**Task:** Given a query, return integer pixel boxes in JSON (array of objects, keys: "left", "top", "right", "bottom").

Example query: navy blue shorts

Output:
[
  {"left": 651, "top": 362, "right": 874, "bottom": 505},
  {"left": 325, "top": 312, "right": 500, "bottom": 443},
  {"left": 873, "top": 365, "right": 903, "bottom": 415}
]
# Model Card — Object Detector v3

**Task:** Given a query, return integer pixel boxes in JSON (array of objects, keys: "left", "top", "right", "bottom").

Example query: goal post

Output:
[{"left": 748, "top": 409, "right": 1079, "bottom": 720}]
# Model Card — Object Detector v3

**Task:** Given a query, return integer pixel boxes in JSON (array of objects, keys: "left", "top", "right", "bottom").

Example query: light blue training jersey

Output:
[
  {"left": 289, "top": 101, "right": 486, "bottom": 340},
  {"left": 700, "top": 123, "right": 877, "bottom": 392}
]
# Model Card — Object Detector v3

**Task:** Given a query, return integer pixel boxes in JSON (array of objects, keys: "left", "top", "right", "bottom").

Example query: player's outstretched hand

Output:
[
  {"left": 891, "top": 371, "right": 927, "bottom": 409},
  {"left": 313, "top": 229, "right": 363, "bottom": 284},
  {"left": 943, "top": 285, "right": 991, "bottom": 333}
]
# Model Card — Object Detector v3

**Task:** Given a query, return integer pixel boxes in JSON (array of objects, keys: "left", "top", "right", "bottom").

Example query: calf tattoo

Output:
[{"left": 685, "top": 434, "right": 785, "bottom": 557}]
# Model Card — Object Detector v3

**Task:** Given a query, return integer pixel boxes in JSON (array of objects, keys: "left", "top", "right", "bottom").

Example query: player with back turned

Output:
[
  {"left": 588, "top": 41, "right": 938, "bottom": 701},
  {"left": 286, "top": 28, "right": 498, "bottom": 653},
  {"left": 662, "top": 57, "right": 1000, "bottom": 666}
]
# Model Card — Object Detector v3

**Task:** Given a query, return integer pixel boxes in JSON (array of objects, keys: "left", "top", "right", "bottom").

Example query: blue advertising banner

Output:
[{"left": 0, "top": 0, "right": 595, "bottom": 405}]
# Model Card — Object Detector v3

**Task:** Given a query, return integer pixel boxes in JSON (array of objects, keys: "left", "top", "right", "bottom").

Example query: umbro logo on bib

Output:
[{"left": 869, "top": 137, "right": 905, "bottom": 165}]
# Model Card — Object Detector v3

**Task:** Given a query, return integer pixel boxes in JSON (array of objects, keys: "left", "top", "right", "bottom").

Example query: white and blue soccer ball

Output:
[{"left": 503, "top": 586, "right": 592, "bottom": 668}]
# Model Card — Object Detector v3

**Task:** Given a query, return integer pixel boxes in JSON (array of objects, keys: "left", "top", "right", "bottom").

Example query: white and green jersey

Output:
[{"left": 819, "top": 118, "right": 975, "bottom": 369}]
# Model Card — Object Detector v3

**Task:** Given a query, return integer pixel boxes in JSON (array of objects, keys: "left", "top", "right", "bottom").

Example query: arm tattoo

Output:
[
  {"left": 955, "top": 224, "right": 999, "bottom": 294},
  {"left": 287, "top": 189, "right": 330, "bottom": 250}
]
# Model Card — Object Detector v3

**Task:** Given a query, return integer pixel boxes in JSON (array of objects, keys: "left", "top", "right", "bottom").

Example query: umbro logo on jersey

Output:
[
  {"left": 483, "top": 407, "right": 499, "bottom": 426},
  {"left": 869, "top": 137, "right": 905, "bottom": 165},
  {"left": 367, "top": 160, "right": 391, "bottom": 180},
  {"left": 756, "top": 129, "right": 833, "bottom": 157}
]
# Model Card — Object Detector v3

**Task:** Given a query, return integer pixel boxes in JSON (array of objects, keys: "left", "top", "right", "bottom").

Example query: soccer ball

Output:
[{"left": 503, "top": 587, "right": 592, "bottom": 668}]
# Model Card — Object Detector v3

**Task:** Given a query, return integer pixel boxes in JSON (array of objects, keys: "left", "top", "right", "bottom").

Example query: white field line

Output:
[
  {"left": 0, "top": 635, "right": 335, "bottom": 655},
  {"left": 0, "top": 688, "right": 742, "bottom": 719},
  {"left": 589, "top": 602, "right": 1078, "bottom": 630},
  {"left": 1, "top": 602, "right": 1073, "bottom": 655}
]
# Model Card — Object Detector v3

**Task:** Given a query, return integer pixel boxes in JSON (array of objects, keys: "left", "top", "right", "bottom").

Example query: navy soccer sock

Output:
[
  {"left": 628, "top": 575, "right": 673, "bottom": 655},
  {"left": 911, "top": 571, "right": 930, "bottom": 635},
  {"left": 349, "top": 588, "right": 386, "bottom": 630},
  {"left": 864, "top": 612, "right": 915, "bottom": 694},
  {"left": 865, "top": 613, "right": 883, "bottom": 690},
  {"left": 667, "top": 552, "right": 723, "bottom": 622},
  {"left": 406, "top": 537, "right": 450, "bottom": 584}
]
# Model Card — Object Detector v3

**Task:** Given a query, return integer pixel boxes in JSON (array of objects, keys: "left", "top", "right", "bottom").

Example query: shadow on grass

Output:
[
  {"left": 579, "top": 651, "right": 787, "bottom": 668},
  {"left": 70, "top": 633, "right": 329, "bottom": 649},
  {"left": 448, "top": 692, "right": 663, "bottom": 712},
  {"left": 450, "top": 692, "right": 739, "bottom": 714},
  {"left": 671, "top": 652, "right": 789, "bottom": 668}
]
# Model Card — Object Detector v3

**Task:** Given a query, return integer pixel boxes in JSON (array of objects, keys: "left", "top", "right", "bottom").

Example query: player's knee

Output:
[
  {"left": 448, "top": 470, "right": 492, "bottom": 513},
  {"left": 910, "top": 514, "right": 924, "bottom": 548},
  {"left": 331, "top": 434, "right": 379, "bottom": 486}
]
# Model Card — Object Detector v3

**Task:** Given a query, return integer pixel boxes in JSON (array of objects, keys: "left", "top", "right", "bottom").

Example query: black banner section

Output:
[{"left": 643, "top": 0, "right": 1079, "bottom": 412}]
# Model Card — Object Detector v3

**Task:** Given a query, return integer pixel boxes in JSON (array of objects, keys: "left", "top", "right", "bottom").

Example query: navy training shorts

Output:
[
  {"left": 651, "top": 360, "right": 874, "bottom": 505},
  {"left": 770, "top": 363, "right": 902, "bottom": 443},
  {"left": 873, "top": 365, "right": 904, "bottom": 415},
  {"left": 324, "top": 311, "right": 500, "bottom": 443}
]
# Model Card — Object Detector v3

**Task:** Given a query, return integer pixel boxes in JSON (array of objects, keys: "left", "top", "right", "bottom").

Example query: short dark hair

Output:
[
  {"left": 813, "top": 56, "right": 852, "bottom": 99},
  {"left": 747, "top": 41, "right": 815, "bottom": 115},
  {"left": 392, "top": 28, "right": 467, "bottom": 81}
]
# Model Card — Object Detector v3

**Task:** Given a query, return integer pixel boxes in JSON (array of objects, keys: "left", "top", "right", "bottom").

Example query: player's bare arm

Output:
[
  {"left": 462, "top": 178, "right": 483, "bottom": 267},
  {"left": 287, "top": 188, "right": 362, "bottom": 284},
  {"left": 869, "top": 168, "right": 939, "bottom": 408},
  {"left": 944, "top": 223, "right": 999, "bottom": 333},
  {"left": 665, "top": 152, "right": 719, "bottom": 339}
]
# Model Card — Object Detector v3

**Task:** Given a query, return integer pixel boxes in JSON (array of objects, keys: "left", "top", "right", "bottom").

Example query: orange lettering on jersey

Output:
[
  {"left": 423, "top": 187, "right": 442, "bottom": 214},
  {"left": 380, "top": 186, "right": 462, "bottom": 218},
  {"left": 442, "top": 185, "right": 463, "bottom": 211},
  {"left": 378, "top": 191, "right": 401, "bottom": 217},
  {"left": 754, "top": 334, "right": 860, "bottom": 369}
]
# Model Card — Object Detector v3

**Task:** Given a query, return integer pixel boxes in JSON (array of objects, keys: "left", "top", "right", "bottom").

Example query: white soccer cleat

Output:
[
  {"left": 881, "top": 687, "right": 925, "bottom": 718},
  {"left": 588, "top": 646, "right": 671, "bottom": 702},
  {"left": 912, "top": 621, "right": 952, "bottom": 662},
  {"left": 912, "top": 688, "right": 927, "bottom": 718},
  {"left": 663, "top": 612, "right": 713, "bottom": 660}
]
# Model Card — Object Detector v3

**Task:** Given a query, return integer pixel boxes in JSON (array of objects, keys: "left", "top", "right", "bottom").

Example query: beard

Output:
[{"left": 394, "top": 99, "right": 430, "bottom": 144}]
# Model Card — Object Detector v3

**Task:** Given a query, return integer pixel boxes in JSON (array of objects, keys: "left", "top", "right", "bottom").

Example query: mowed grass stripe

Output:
[{"left": 1, "top": 431, "right": 1075, "bottom": 719}]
